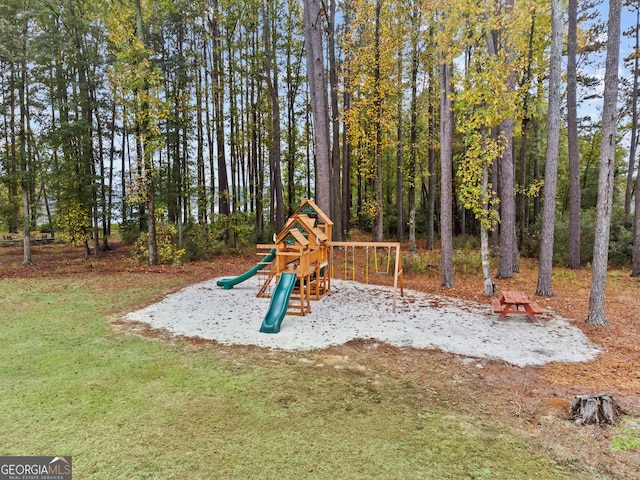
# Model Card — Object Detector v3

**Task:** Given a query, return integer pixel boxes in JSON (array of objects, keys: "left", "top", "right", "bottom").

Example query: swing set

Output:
[{"left": 329, "top": 241, "right": 404, "bottom": 312}]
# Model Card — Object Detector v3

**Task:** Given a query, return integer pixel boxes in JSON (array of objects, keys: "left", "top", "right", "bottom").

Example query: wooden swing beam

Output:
[{"left": 328, "top": 241, "right": 404, "bottom": 313}]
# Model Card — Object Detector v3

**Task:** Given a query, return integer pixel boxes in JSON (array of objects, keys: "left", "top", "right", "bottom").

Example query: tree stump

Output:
[{"left": 570, "top": 394, "right": 624, "bottom": 425}]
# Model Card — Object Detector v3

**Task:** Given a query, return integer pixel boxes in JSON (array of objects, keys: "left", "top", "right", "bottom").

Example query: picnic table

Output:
[{"left": 490, "top": 291, "right": 542, "bottom": 324}]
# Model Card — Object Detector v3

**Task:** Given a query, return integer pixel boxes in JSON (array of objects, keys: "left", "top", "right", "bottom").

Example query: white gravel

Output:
[{"left": 123, "top": 276, "right": 600, "bottom": 367}]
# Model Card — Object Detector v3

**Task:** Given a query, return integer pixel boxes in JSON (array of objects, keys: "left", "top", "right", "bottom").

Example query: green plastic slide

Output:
[
  {"left": 216, "top": 248, "right": 276, "bottom": 290},
  {"left": 259, "top": 273, "right": 297, "bottom": 334}
]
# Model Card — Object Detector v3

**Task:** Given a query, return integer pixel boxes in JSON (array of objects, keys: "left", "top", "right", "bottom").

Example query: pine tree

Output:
[{"left": 586, "top": 0, "right": 622, "bottom": 326}]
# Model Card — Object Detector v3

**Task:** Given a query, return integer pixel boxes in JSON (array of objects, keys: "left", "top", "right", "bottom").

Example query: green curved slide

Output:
[
  {"left": 259, "top": 273, "right": 297, "bottom": 334},
  {"left": 216, "top": 248, "right": 276, "bottom": 290}
]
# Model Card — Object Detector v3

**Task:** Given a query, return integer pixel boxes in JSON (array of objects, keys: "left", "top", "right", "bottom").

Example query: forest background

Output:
[{"left": 0, "top": 0, "right": 638, "bottom": 324}]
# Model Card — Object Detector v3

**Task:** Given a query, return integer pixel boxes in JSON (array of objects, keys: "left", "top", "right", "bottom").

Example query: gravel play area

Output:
[{"left": 123, "top": 276, "right": 600, "bottom": 368}]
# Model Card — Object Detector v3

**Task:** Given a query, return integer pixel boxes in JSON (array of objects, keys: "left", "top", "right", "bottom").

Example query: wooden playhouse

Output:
[{"left": 257, "top": 198, "right": 332, "bottom": 316}]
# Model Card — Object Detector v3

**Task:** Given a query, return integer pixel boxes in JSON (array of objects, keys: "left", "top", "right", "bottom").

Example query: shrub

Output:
[
  {"left": 453, "top": 234, "right": 479, "bottom": 250},
  {"left": 402, "top": 251, "right": 440, "bottom": 275},
  {"left": 37, "top": 223, "right": 55, "bottom": 234},
  {"left": 133, "top": 223, "right": 185, "bottom": 265},
  {"left": 521, "top": 207, "right": 632, "bottom": 266},
  {"left": 119, "top": 220, "right": 141, "bottom": 244},
  {"left": 183, "top": 223, "right": 225, "bottom": 261},
  {"left": 213, "top": 211, "right": 255, "bottom": 253},
  {"left": 608, "top": 208, "right": 633, "bottom": 266}
]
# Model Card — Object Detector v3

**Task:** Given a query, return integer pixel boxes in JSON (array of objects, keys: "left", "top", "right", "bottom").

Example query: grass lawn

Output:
[{"left": 0, "top": 274, "right": 591, "bottom": 479}]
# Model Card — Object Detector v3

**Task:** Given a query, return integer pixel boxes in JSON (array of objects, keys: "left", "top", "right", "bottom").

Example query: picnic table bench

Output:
[{"left": 490, "top": 291, "right": 543, "bottom": 324}]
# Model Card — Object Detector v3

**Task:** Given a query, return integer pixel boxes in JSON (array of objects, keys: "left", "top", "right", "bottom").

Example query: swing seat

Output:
[{"left": 373, "top": 247, "right": 392, "bottom": 276}]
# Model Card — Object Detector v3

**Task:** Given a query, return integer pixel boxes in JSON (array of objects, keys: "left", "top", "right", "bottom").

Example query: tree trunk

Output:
[
  {"left": 536, "top": 0, "right": 563, "bottom": 296},
  {"left": 570, "top": 394, "right": 624, "bottom": 425},
  {"left": 586, "top": 0, "right": 621, "bottom": 326},
  {"left": 341, "top": 2, "right": 352, "bottom": 237},
  {"left": 304, "top": 0, "right": 331, "bottom": 218},
  {"left": 341, "top": 3, "right": 352, "bottom": 238},
  {"left": 372, "top": 0, "right": 384, "bottom": 242},
  {"left": 496, "top": 121, "right": 517, "bottom": 278},
  {"left": 408, "top": 8, "right": 420, "bottom": 253},
  {"left": 41, "top": 182, "right": 55, "bottom": 238},
  {"left": 328, "top": 0, "right": 342, "bottom": 238},
  {"left": 567, "top": 0, "right": 581, "bottom": 269},
  {"left": 491, "top": 128, "right": 500, "bottom": 249},
  {"left": 195, "top": 62, "right": 207, "bottom": 225},
  {"left": 263, "top": 3, "right": 285, "bottom": 233},
  {"left": 18, "top": 13, "right": 32, "bottom": 267},
  {"left": 427, "top": 70, "right": 436, "bottom": 251},
  {"left": 625, "top": 6, "right": 640, "bottom": 219},
  {"left": 632, "top": 167, "right": 640, "bottom": 276},
  {"left": 211, "top": 0, "right": 230, "bottom": 217},
  {"left": 481, "top": 160, "right": 496, "bottom": 297},
  {"left": 396, "top": 48, "right": 404, "bottom": 244},
  {"left": 134, "top": 0, "right": 157, "bottom": 266},
  {"left": 21, "top": 186, "right": 32, "bottom": 266},
  {"left": 440, "top": 60, "right": 455, "bottom": 288},
  {"left": 495, "top": 0, "right": 518, "bottom": 279},
  {"left": 518, "top": 15, "right": 536, "bottom": 253}
]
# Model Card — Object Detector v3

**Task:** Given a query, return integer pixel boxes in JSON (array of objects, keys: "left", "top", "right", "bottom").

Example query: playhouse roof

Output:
[
  {"left": 281, "top": 228, "right": 309, "bottom": 247},
  {"left": 275, "top": 199, "right": 333, "bottom": 247},
  {"left": 276, "top": 214, "right": 315, "bottom": 244},
  {"left": 293, "top": 199, "right": 333, "bottom": 226}
]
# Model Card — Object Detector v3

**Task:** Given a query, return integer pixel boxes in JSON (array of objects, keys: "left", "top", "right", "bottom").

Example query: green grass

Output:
[
  {"left": 0, "top": 275, "right": 581, "bottom": 479},
  {"left": 611, "top": 419, "right": 640, "bottom": 452}
]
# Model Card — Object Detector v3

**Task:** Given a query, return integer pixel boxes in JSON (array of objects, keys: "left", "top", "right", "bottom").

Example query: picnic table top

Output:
[{"left": 500, "top": 291, "right": 531, "bottom": 304}]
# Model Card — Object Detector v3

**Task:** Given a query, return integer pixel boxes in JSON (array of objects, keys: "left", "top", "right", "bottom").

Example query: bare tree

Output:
[
  {"left": 263, "top": 2, "right": 285, "bottom": 233},
  {"left": 408, "top": 3, "right": 421, "bottom": 253},
  {"left": 341, "top": 1, "right": 352, "bottom": 236},
  {"left": 328, "top": 0, "right": 342, "bottom": 238},
  {"left": 624, "top": 2, "right": 640, "bottom": 219},
  {"left": 567, "top": 0, "right": 582, "bottom": 269},
  {"left": 586, "top": 0, "right": 622, "bottom": 326},
  {"left": 372, "top": 0, "right": 384, "bottom": 242},
  {"left": 304, "top": 0, "right": 331, "bottom": 218},
  {"left": 440, "top": 60, "right": 455, "bottom": 288},
  {"left": 495, "top": 0, "right": 518, "bottom": 279},
  {"left": 536, "top": 0, "right": 563, "bottom": 296}
]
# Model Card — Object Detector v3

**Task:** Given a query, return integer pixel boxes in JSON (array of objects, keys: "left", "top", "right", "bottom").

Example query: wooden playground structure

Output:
[
  {"left": 255, "top": 198, "right": 404, "bottom": 317},
  {"left": 256, "top": 199, "right": 333, "bottom": 316}
]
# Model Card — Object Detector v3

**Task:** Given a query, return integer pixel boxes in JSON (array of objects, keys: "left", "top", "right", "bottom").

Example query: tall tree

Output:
[
  {"left": 263, "top": 0, "right": 285, "bottom": 233},
  {"left": 455, "top": 6, "right": 503, "bottom": 297},
  {"left": 371, "top": 0, "right": 384, "bottom": 242},
  {"left": 495, "top": 0, "right": 518, "bottom": 279},
  {"left": 341, "top": 0, "right": 353, "bottom": 236},
  {"left": 211, "top": 0, "right": 230, "bottom": 217},
  {"left": 624, "top": 1, "right": 640, "bottom": 219},
  {"left": 18, "top": 2, "right": 32, "bottom": 266},
  {"left": 566, "top": 0, "right": 581, "bottom": 269},
  {"left": 439, "top": 59, "right": 455, "bottom": 288},
  {"left": 406, "top": 4, "right": 420, "bottom": 253},
  {"left": 633, "top": 3, "right": 640, "bottom": 276},
  {"left": 134, "top": 0, "right": 158, "bottom": 265},
  {"left": 328, "top": 0, "right": 342, "bottom": 238},
  {"left": 586, "top": 0, "right": 622, "bottom": 326},
  {"left": 536, "top": 0, "right": 563, "bottom": 296},
  {"left": 304, "top": 0, "right": 331, "bottom": 218},
  {"left": 396, "top": 46, "right": 404, "bottom": 244}
]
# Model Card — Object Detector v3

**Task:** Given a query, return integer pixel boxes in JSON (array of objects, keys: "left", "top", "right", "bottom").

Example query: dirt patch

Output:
[{"left": 2, "top": 242, "right": 639, "bottom": 478}]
